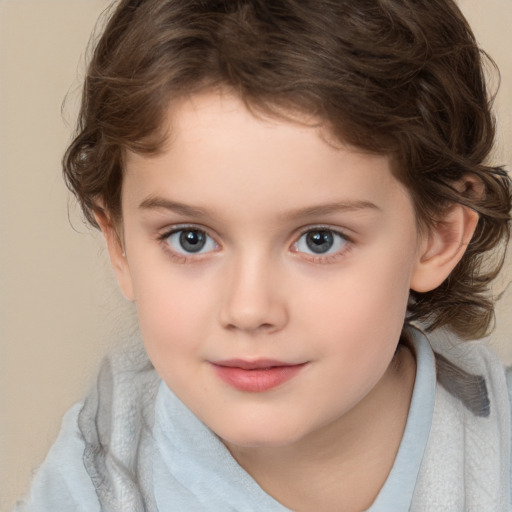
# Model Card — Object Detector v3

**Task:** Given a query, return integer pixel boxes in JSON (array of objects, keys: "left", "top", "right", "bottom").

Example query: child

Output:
[{"left": 15, "top": 0, "right": 512, "bottom": 510}]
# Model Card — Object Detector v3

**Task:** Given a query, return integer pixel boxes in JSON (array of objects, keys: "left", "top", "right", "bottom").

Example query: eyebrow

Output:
[
  {"left": 139, "top": 197, "right": 210, "bottom": 218},
  {"left": 282, "top": 200, "right": 380, "bottom": 221},
  {"left": 138, "top": 196, "right": 380, "bottom": 220}
]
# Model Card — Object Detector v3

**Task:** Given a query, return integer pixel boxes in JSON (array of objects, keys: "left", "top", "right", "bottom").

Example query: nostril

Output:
[{"left": 224, "top": 321, "right": 276, "bottom": 333}]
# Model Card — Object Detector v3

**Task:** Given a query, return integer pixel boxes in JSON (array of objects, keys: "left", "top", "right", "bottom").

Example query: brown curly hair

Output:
[{"left": 63, "top": 0, "right": 511, "bottom": 340}]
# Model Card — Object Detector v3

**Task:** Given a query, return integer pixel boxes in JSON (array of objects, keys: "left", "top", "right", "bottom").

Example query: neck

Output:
[{"left": 225, "top": 343, "right": 416, "bottom": 512}]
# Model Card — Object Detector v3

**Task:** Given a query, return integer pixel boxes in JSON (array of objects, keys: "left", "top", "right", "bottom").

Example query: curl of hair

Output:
[{"left": 63, "top": 0, "right": 511, "bottom": 340}]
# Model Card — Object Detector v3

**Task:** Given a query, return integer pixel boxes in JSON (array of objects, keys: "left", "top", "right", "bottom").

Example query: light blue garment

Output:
[
  {"left": 13, "top": 403, "right": 101, "bottom": 512},
  {"left": 13, "top": 328, "right": 510, "bottom": 511}
]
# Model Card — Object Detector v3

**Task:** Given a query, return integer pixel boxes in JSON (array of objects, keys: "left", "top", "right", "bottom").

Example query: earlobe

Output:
[
  {"left": 410, "top": 203, "right": 479, "bottom": 293},
  {"left": 94, "top": 209, "right": 135, "bottom": 301}
]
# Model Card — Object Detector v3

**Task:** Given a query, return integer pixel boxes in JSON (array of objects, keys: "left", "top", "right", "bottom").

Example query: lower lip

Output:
[{"left": 211, "top": 363, "right": 307, "bottom": 392}]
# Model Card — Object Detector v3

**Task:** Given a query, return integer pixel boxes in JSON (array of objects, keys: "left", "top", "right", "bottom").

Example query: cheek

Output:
[
  {"left": 309, "top": 259, "right": 412, "bottom": 322},
  {"left": 131, "top": 266, "right": 215, "bottom": 354},
  {"left": 299, "top": 243, "right": 416, "bottom": 356}
]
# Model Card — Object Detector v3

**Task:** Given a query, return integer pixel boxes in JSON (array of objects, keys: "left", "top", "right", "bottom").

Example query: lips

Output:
[{"left": 210, "top": 359, "right": 307, "bottom": 392}]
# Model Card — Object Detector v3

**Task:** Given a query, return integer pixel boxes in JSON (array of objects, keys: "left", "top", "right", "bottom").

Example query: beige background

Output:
[{"left": 0, "top": 0, "right": 511, "bottom": 509}]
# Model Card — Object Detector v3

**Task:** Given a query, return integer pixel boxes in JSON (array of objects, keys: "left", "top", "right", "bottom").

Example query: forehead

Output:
[
  {"left": 123, "top": 91, "right": 413, "bottom": 224},
  {"left": 143, "top": 90, "right": 339, "bottom": 161}
]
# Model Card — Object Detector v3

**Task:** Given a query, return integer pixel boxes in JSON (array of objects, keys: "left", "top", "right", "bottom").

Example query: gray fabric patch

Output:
[{"left": 435, "top": 352, "right": 490, "bottom": 418}]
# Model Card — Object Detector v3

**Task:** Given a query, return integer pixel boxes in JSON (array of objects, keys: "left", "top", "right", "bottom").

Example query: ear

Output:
[
  {"left": 94, "top": 209, "right": 135, "bottom": 301},
  {"left": 410, "top": 203, "right": 479, "bottom": 293}
]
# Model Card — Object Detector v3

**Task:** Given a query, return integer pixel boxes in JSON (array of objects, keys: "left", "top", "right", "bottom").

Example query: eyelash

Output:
[
  {"left": 157, "top": 225, "right": 220, "bottom": 264},
  {"left": 156, "top": 224, "right": 353, "bottom": 264},
  {"left": 292, "top": 226, "right": 352, "bottom": 263}
]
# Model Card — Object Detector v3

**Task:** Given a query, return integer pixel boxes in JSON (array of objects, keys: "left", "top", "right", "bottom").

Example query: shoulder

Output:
[
  {"left": 411, "top": 329, "right": 512, "bottom": 509},
  {"left": 429, "top": 330, "right": 510, "bottom": 415},
  {"left": 427, "top": 328, "right": 508, "bottom": 386},
  {"left": 14, "top": 340, "right": 160, "bottom": 512},
  {"left": 13, "top": 402, "right": 100, "bottom": 512}
]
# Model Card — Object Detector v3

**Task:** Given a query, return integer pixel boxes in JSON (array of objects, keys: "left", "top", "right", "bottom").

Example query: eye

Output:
[
  {"left": 165, "top": 228, "right": 218, "bottom": 255},
  {"left": 293, "top": 229, "right": 348, "bottom": 256}
]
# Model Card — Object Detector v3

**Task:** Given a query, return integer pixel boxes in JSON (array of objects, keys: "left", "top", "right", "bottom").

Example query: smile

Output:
[{"left": 210, "top": 359, "right": 308, "bottom": 392}]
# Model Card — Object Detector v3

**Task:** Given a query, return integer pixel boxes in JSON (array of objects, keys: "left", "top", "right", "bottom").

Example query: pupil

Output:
[
  {"left": 306, "top": 231, "right": 334, "bottom": 254},
  {"left": 180, "top": 230, "right": 206, "bottom": 253}
]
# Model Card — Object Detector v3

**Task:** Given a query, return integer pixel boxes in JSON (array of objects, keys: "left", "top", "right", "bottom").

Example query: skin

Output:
[{"left": 97, "top": 91, "right": 478, "bottom": 511}]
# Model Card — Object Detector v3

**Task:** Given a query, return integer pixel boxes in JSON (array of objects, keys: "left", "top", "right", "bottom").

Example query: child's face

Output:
[{"left": 115, "top": 91, "right": 424, "bottom": 448}]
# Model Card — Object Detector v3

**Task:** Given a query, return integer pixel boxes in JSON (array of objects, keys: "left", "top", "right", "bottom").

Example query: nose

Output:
[{"left": 218, "top": 254, "right": 288, "bottom": 334}]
